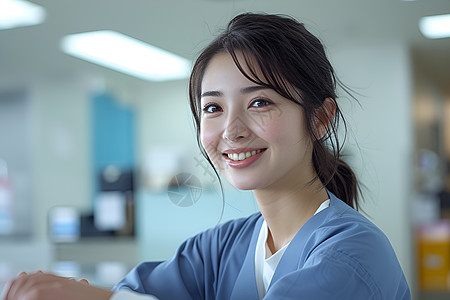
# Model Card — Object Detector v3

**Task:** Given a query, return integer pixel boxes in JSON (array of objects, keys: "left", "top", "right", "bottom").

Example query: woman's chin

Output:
[{"left": 227, "top": 177, "right": 264, "bottom": 191}]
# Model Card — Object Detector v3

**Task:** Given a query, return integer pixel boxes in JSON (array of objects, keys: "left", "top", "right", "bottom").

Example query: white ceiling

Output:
[{"left": 0, "top": 0, "right": 449, "bottom": 92}]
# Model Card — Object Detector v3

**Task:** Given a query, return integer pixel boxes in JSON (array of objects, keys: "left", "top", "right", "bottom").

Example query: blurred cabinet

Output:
[
  {"left": 53, "top": 237, "right": 137, "bottom": 267},
  {"left": 416, "top": 221, "right": 450, "bottom": 298},
  {"left": 52, "top": 237, "right": 137, "bottom": 288}
]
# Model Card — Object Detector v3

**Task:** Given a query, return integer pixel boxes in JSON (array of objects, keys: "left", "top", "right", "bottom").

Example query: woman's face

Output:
[{"left": 200, "top": 52, "right": 316, "bottom": 191}]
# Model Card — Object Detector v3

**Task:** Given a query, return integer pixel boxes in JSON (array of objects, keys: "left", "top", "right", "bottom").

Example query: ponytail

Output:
[{"left": 312, "top": 142, "right": 360, "bottom": 210}]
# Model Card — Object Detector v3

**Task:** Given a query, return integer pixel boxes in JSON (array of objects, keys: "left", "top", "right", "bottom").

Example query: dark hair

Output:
[{"left": 189, "top": 12, "right": 360, "bottom": 209}]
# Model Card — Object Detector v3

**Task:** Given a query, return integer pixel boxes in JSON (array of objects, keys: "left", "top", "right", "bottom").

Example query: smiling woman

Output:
[
  {"left": 199, "top": 52, "right": 314, "bottom": 192},
  {"left": 1, "top": 12, "right": 412, "bottom": 300},
  {"left": 113, "top": 12, "right": 412, "bottom": 299},
  {"left": 191, "top": 16, "right": 356, "bottom": 209}
]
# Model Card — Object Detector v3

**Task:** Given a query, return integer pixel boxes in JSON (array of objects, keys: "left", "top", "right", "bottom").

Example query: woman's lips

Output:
[{"left": 222, "top": 148, "right": 266, "bottom": 169}]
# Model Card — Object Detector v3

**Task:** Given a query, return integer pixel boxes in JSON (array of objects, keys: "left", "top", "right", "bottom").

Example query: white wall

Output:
[
  {"left": 330, "top": 40, "right": 414, "bottom": 287},
  {"left": 0, "top": 87, "right": 34, "bottom": 236},
  {"left": 0, "top": 78, "right": 93, "bottom": 289}
]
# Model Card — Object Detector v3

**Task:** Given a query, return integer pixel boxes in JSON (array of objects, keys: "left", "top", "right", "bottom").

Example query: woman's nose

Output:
[{"left": 222, "top": 114, "right": 251, "bottom": 143}]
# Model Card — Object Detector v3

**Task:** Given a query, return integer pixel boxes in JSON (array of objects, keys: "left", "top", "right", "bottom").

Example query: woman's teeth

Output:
[{"left": 227, "top": 150, "right": 262, "bottom": 161}]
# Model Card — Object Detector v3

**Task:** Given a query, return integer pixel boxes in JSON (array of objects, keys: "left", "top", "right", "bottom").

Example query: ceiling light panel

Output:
[
  {"left": 419, "top": 14, "right": 450, "bottom": 39},
  {"left": 0, "top": 0, "right": 46, "bottom": 30},
  {"left": 61, "top": 30, "right": 192, "bottom": 82}
]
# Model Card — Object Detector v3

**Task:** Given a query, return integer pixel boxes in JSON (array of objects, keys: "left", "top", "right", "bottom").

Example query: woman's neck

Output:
[{"left": 254, "top": 178, "right": 328, "bottom": 254}]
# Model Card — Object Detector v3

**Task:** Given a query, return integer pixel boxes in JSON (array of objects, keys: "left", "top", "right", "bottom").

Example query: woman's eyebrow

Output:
[
  {"left": 201, "top": 90, "right": 222, "bottom": 98},
  {"left": 240, "top": 86, "right": 271, "bottom": 94},
  {"left": 201, "top": 86, "right": 270, "bottom": 98}
]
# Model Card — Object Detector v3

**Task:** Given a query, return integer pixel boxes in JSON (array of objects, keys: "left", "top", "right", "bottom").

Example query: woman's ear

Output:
[{"left": 313, "top": 97, "right": 336, "bottom": 140}]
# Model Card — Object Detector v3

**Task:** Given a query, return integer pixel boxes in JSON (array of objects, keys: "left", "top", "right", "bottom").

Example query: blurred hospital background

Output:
[{"left": 0, "top": 0, "right": 449, "bottom": 299}]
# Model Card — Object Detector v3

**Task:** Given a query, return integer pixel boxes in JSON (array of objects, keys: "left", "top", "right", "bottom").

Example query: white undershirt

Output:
[{"left": 254, "top": 199, "right": 330, "bottom": 300}]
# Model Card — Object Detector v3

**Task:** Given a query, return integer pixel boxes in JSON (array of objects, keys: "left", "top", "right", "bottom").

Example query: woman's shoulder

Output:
[
  {"left": 304, "top": 196, "right": 408, "bottom": 296},
  {"left": 311, "top": 196, "right": 396, "bottom": 257},
  {"left": 316, "top": 195, "right": 392, "bottom": 248}
]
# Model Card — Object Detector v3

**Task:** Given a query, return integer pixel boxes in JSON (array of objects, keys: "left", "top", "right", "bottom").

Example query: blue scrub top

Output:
[{"left": 114, "top": 192, "right": 411, "bottom": 299}]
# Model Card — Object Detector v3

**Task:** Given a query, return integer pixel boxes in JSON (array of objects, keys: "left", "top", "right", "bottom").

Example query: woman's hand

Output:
[{"left": 2, "top": 271, "right": 114, "bottom": 300}]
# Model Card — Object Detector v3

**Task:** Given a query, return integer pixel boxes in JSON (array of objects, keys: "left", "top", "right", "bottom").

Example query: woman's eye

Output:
[
  {"left": 250, "top": 98, "right": 273, "bottom": 108},
  {"left": 202, "top": 103, "right": 222, "bottom": 114}
]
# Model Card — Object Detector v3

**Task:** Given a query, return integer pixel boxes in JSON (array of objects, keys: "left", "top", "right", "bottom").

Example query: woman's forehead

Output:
[{"left": 201, "top": 52, "right": 267, "bottom": 91}]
